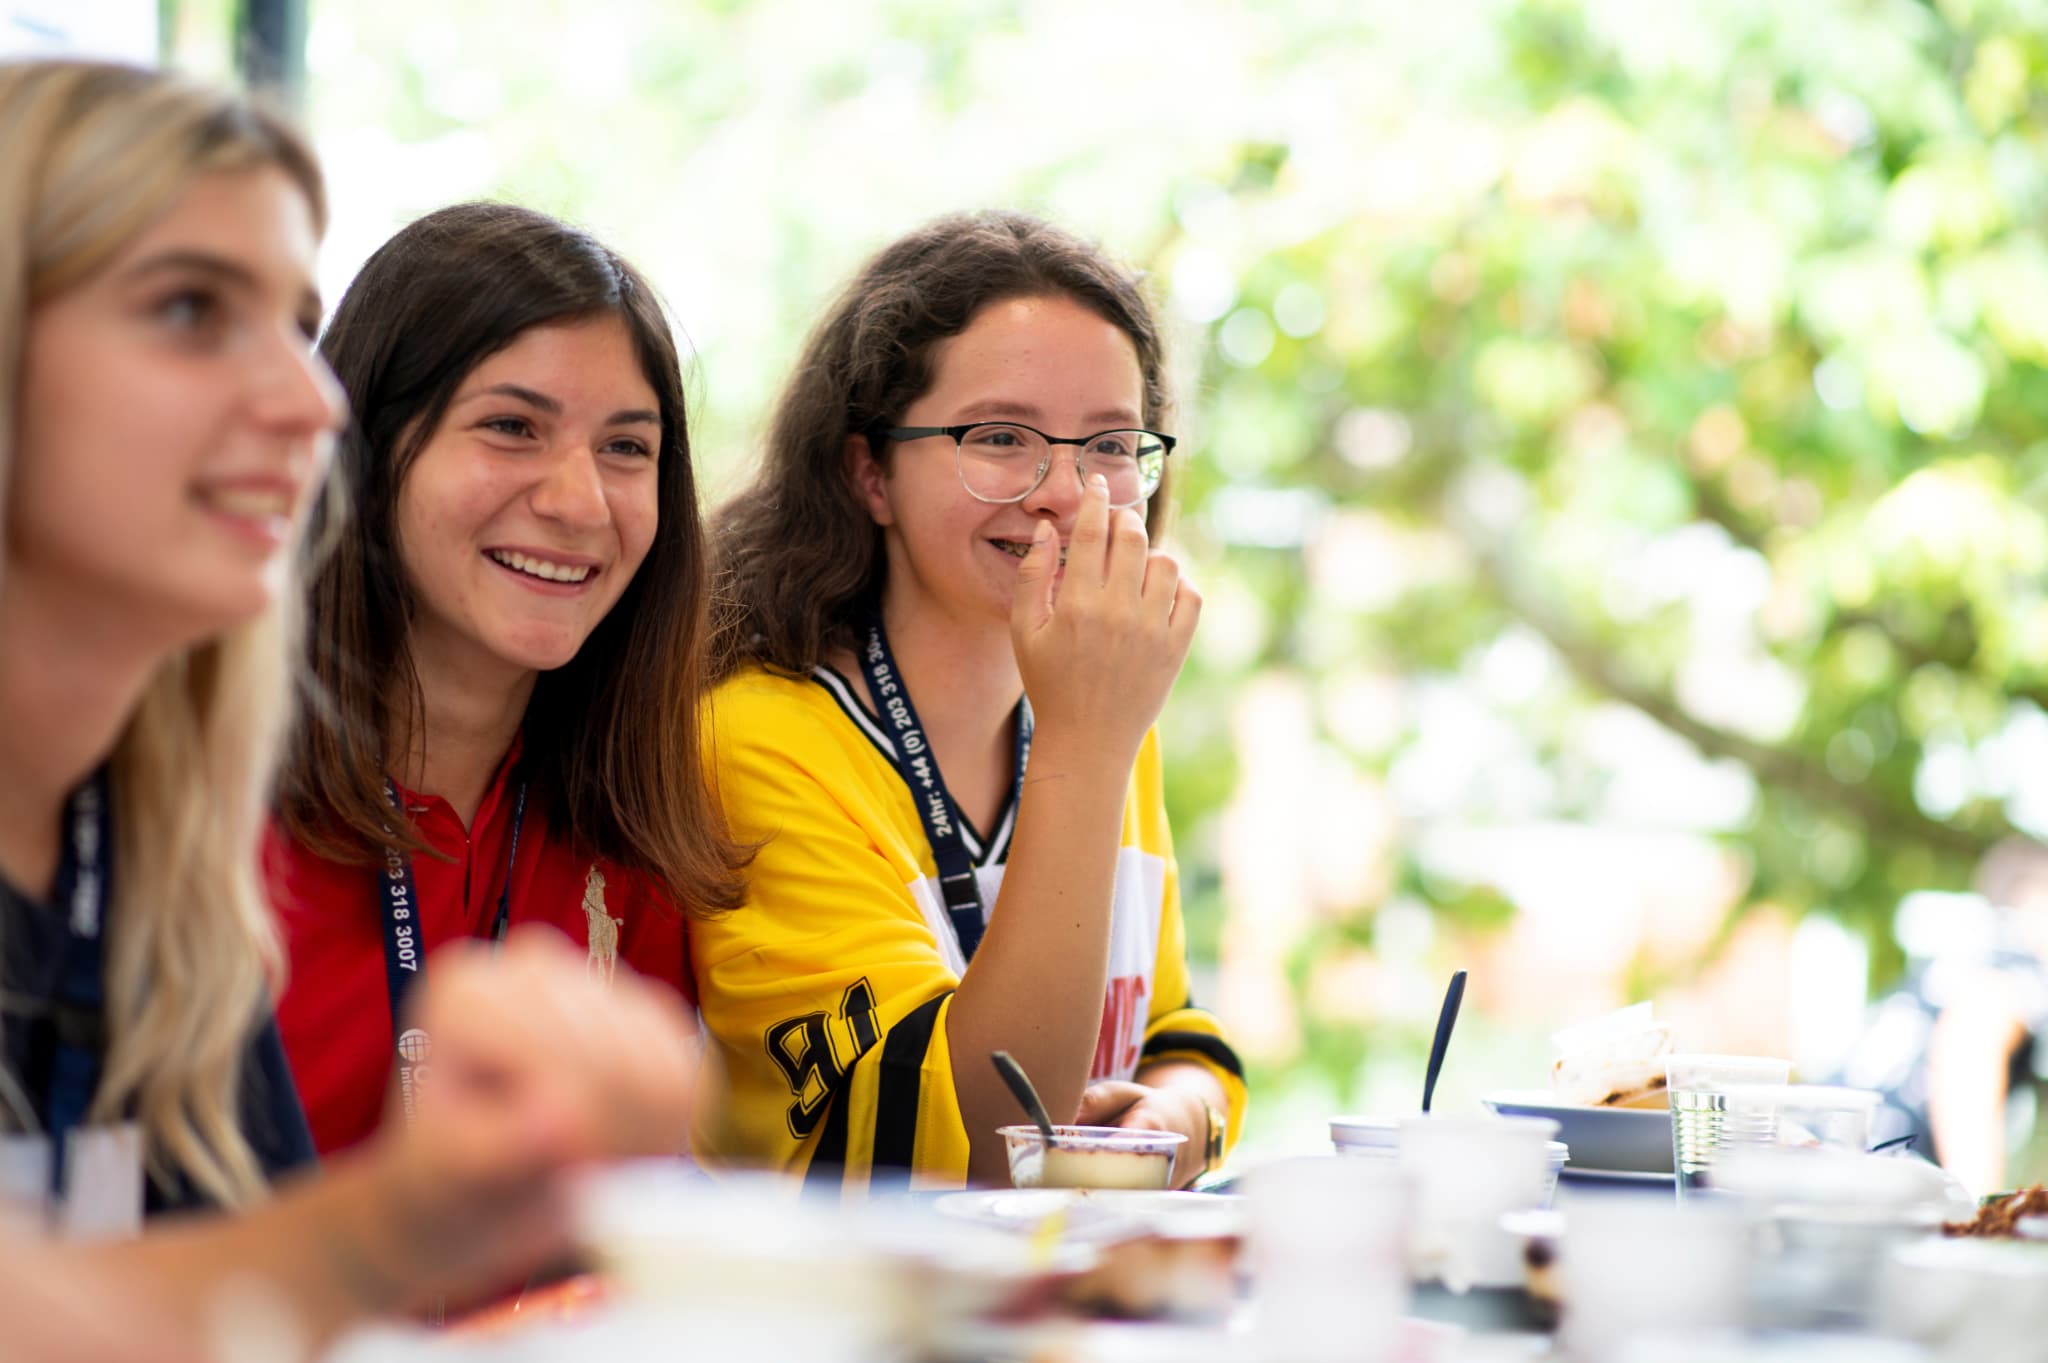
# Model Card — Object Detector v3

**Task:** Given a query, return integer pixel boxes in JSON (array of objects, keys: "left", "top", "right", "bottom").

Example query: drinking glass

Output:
[{"left": 1664, "top": 1054, "right": 1792, "bottom": 1202}]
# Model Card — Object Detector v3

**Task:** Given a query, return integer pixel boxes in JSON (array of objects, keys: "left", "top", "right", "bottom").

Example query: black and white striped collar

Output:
[{"left": 810, "top": 663, "right": 1025, "bottom": 863}]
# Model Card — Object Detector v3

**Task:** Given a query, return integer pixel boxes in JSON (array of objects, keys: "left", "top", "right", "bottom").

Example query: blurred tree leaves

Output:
[
  {"left": 258, "top": 0, "right": 2048, "bottom": 1096},
  {"left": 1164, "top": 0, "right": 2048, "bottom": 985}
]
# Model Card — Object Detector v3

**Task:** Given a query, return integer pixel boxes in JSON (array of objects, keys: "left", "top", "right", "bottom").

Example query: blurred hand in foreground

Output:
[{"left": 358, "top": 925, "right": 702, "bottom": 1307}]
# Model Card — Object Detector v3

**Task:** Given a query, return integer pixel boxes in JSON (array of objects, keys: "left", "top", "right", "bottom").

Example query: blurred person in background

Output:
[
  {"left": 267, "top": 201, "right": 746, "bottom": 1157},
  {"left": 1924, "top": 839, "right": 2048, "bottom": 1194},
  {"left": 0, "top": 59, "right": 700, "bottom": 1356},
  {"left": 1836, "top": 837, "right": 2048, "bottom": 1195},
  {"left": 700, "top": 211, "right": 1243, "bottom": 1191}
]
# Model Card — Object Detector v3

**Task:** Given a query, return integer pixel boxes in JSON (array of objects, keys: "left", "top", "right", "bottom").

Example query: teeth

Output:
[
  {"left": 488, "top": 549, "right": 592, "bottom": 583},
  {"left": 202, "top": 488, "right": 292, "bottom": 518},
  {"left": 992, "top": 540, "right": 1068, "bottom": 565}
]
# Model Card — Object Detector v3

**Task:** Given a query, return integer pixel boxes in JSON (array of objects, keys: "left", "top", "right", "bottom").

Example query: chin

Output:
[
  {"left": 145, "top": 577, "right": 279, "bottom": 649},
  {"left": 493, "top": 632, "right": 588, "bottom": 674}
]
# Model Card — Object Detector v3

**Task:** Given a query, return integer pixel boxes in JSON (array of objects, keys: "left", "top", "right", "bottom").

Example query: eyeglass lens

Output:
[{"left": 954, "top": 423, "right": 1165, "bottom": 506}]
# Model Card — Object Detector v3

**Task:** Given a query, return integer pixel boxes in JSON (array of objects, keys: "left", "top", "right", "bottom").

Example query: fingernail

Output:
[{"left": 1092, "top": 474, "right": 1109, "bottom": 493}]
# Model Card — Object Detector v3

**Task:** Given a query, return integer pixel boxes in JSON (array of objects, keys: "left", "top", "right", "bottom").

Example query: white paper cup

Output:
[
  {"left": 1329, "top": 1114, "right": 1407, "bottom": 1159},
  {"left": 1397, "top": 1114, "right": 1559, "bottom": 1288},
  {"left": 1245, "top": 1156, "right": 1410, "bottom": 1363},
  {"left": 1562, "top": 1197, "right": 1745, "bottom": 1363}
]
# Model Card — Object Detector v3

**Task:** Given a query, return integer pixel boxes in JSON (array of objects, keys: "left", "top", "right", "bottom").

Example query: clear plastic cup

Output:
[
  {"left": 1719, "top": 1084, "right": 1880, "bottom": 1155},
  {"left": 998, "top": 1124, "right": 1185, "bottom": 1189},
  {"left": 1664, "top": 1054, "right": 1793, "bottom": 1202}
]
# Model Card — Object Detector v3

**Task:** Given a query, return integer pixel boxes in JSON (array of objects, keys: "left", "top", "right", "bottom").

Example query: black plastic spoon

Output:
[
  {"left": 1421, "top": 969, "right": 1468, "bottom": 1114},
  {"left": 992, "top": 1049, "right": 1056, "bottom": 1145}
]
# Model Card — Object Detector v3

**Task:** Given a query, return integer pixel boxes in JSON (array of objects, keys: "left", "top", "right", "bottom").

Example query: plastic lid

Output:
[{"left": 1329, "top": 1114, "right": 1404, "bottom": 1147}]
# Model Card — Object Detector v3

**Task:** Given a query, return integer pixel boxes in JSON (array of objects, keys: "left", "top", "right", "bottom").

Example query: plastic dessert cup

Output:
[{"left": 999, "top": 1124, "right": 1186, "bottom": 1190}]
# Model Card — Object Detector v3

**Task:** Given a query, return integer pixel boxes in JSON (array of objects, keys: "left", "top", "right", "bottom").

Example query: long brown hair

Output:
[
  {"left": 278, "top": 202, "right": 745, "bottom": 914},
  {"left": 0, "top": 59, "right": 325, "bottom": 1206},
  {"left": 711, "top": 210, "right": 1175, "bottom": 678}
]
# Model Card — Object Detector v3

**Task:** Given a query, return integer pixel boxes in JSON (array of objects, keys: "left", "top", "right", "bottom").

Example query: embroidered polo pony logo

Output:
[{"left": 582, "top": 864, "right": 622, "bottom": 983}]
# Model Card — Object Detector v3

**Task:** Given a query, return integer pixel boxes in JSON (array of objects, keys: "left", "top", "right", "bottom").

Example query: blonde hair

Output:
[{"left": 0, "top": 60, "right": 326, "bottom": 1207}]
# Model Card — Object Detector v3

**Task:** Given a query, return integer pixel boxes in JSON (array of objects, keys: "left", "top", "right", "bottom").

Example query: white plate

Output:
[
  {"left": 932, "top": 1188, "right": 1245, "bottom": 1242},
  {"left": 1483, "top": 1089, "right": 1673, "bottom": 1174}
]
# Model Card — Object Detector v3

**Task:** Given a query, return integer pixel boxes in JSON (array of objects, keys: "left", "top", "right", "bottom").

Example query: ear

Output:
[{"left": 843, "top": 433, "right": 895, "bottom": 527}]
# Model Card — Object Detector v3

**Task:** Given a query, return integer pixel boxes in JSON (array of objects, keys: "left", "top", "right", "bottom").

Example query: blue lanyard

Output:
[
  {"left": 858, "top": 611, "right": 1031, "bottom": 964},
  {"left": 378, "top": 778, "right": 526, "bottom": 1125},
  {"left": 45, "top": 772, "right": 112, "bottom": 1200}
]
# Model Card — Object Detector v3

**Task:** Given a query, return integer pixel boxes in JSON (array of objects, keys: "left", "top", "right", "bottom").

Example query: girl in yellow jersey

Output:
[{"left": 701, "top": 211, "right": 1244, "bottom": 1191}]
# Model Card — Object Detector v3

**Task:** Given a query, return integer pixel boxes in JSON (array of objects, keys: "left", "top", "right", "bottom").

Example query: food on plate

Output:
[
  {"left": 1550, "top": 1002, "right": 1674, "bottom": 1108},
  {"left": 933, "top": 1189, "right": 1245, "bottom": 1322},
  {"left": 1943, "top": 1185, "right": 2048, "bottom": 1238},
  {"left": 1063, "top": 1231, "right": 1238, "bottom": 1320}
]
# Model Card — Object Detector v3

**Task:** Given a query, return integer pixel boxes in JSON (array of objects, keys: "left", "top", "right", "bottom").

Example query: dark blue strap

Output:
[
  {"left": 379, "top": 777, "right": 526, "bottom": 1125},
  {"left": 378, "top": 782, "right": 428, "bottom": 1123},
  {"left": 46, "top": 773, "right": 112, "bottom": 1200},
  {"left": 490, "top": 781, "right": 528, "bottom": 945},
  {"left": 859, "top": 612, "right": 1030, "bottom": 965}
]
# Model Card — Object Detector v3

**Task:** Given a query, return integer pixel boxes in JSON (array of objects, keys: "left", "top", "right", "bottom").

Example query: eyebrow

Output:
[
  {"left": 457, "top": 383, "right": 659, "bottom": 427},
  {"left": 122, "top": 248, "right": 322, "bottom": 320},
  {"left": 956, "top": 398, "right": 1143, "bottom": 428}
]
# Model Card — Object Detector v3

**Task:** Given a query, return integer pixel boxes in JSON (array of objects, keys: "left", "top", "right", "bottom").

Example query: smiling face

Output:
[
  {"left": 394, "top": 314, "right": 661, "bottom": 688},
  {"left": 10, "top": 166, "right": 341, "bottom": 644},
  {"left": 854, "top": 293, "right": 1147, "bottom": 633}
]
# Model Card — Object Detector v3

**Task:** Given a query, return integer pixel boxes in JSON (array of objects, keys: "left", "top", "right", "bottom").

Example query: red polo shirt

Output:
[{"left": 268, "top": 747, "right": 693, "bottom": 1155}]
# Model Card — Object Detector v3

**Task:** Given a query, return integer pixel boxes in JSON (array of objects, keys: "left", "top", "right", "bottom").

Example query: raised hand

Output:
[{"left": 1009, "top": 474, "right": 1201, "bottom": 765}]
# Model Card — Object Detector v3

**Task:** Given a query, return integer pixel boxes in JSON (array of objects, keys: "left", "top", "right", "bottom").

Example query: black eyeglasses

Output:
[{"left": 877, "top": 421, "right": 1176, "bottom": 509}]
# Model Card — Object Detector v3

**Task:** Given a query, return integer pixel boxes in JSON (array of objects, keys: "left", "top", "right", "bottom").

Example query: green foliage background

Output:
[{"left": 171, "top": 0, "right": 2048, "bottom": 1125}]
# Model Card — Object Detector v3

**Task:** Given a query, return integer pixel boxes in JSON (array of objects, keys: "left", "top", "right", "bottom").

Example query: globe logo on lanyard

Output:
[{"left": 397, "top": 1027, "right": 432, "bottom": 1065}]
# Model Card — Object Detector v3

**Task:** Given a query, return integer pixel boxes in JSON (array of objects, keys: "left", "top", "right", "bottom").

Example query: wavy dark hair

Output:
[
  {"left": 279, "top": 202, "right": 745, "bottom": 914},
  {"left": 710, "top": 210, "right": 1174, "bottom": 678}
]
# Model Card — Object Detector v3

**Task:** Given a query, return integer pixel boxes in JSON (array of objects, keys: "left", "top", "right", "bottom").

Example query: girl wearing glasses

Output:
[
  {"left": 0, "top": 60, "right": 699, "bottom": 1354},
  {"left": 266, "top": 202, "right": 747, "bottom": 1158},
  {"left": 700, "top": 211, "right": 1244, "bottom": 1190}
]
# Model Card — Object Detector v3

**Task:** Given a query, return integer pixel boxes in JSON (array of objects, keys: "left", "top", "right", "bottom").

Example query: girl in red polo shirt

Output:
[{"left": 269, "top": 202, "right": 745, "bottom": 1154}]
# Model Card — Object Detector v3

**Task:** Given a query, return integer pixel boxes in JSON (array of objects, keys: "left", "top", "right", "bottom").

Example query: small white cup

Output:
[
  {"left": 1562, "top": 1196, "right": 1745, "bottom": 1363},
  {"left": 1397, "top": 1114, "right": 1558, "bottom": 1289},
  {"left": 1329, "top": 1113, "right": 1407, "bottom": 1160},
  {"left": 1245, "top": 1156, "right": 1410, "bottom": 1363}
]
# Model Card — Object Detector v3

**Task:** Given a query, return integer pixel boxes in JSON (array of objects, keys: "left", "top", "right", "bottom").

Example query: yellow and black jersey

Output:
[{"left": 693, "top": 663, "right": 1246, "bottom": 1192}]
